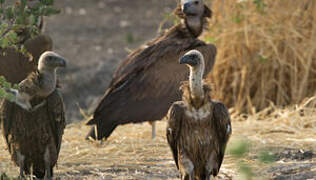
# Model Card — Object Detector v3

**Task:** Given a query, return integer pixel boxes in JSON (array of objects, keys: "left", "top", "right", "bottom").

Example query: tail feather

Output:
[{"left": 85, "top": 119, "right": 117, "bottom": 140}]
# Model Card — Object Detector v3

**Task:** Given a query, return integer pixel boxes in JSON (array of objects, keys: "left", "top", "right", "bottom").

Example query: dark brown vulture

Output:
[
  {"left": 166, "top": 50, "right": 232, "bottom": 180},
  {"left": 86, "top": 0, "right": 217, "bottom": 141},
  {"left": 0, "top": 48, "right": 66, "bottom": 179}
]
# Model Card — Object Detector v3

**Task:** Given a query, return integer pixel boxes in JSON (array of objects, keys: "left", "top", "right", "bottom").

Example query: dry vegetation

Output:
[{"left": 206, "top": 0, "right": 316, "bottom": 114}]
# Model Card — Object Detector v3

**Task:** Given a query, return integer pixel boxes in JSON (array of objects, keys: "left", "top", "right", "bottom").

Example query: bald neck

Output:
[{"left": 189, "top": 61, "right": 204, "bottom": 103}]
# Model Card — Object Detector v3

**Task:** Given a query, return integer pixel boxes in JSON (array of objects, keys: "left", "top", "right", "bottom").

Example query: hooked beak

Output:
[
  {"left": 56, "top": 57, "right": 67, "bottom": 68},
  {"left": 182, "top": 2, "right": 196, "bottom": 16},
  {"left": 179, "top": 55, "right": 197, "bottom": 66}
]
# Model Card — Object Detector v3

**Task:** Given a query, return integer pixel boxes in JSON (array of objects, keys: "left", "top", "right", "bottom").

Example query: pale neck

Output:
[{"left": 189, "top": 64, "right": 204, "bottom": 100}]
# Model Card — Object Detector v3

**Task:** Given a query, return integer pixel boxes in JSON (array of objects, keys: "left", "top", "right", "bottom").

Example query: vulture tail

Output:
[
  {"left": 85, "top": 120, "right": 118, "bottom": 141},
  {"left": 33, "top": 169, "right": 45, "bottom": 179}
]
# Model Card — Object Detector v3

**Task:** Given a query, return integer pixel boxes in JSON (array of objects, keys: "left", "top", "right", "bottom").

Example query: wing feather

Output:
[
  {"left": 166, "top": 101, "right": 185, "bottom": 169},
  {"left": 212, "top": 101, "right": 232, "bottom": 175},
  {"left": 46, "top": 90, "right": 66, "bottom": 155}
]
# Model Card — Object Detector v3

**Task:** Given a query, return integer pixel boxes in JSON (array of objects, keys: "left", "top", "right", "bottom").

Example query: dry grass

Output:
[
  {"left": 1, "top": 102, "right": 315, "bottom": 179},
  {"left": 205, "top": 0, "right": 316, "bottom": 114},
  {"left": 0, "top": 122, "right": 235, "bottom": 180}
]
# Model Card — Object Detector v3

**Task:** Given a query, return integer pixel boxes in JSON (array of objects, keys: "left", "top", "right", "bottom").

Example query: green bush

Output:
[{"left": 0, "top": 0, "right": 59, "bottom": 100}]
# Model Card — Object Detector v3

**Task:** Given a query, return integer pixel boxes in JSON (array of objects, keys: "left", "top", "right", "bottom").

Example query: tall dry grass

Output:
[{"left": 205, "top": 0, "right": 316, "bottom": 114}]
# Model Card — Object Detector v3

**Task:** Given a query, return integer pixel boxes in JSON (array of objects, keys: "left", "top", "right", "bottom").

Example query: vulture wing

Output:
[
  {"left": 0, "top": 35, "right": 53, "bottom": 84},
  {"left": 87, "top": 33, "right": 216, "bottom": 140},
  {"left": 46, "top": 90, "right": 66, "bottom": 156},
  {"left": 0, "top": 90, "right": 65, "bottom": 154},
  {"left": 166, "top": 101, "right": 184, "bottom": 169},
  {"left": 212, "top": 101, "right": 232, "bottom": 176}
]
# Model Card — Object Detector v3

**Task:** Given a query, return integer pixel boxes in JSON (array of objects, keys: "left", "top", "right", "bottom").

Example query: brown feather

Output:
[
  {"left": 0, "top": 35, "right": 53, "bottom": 84},
  {"left": 86, "top": 20, "right": 217, "bottom": 140},
  {"left": 0, "top": 90, "right": 65, "bottom": 178},
  {"left": 166, "top": 83, "right": 231, "bottom": 179}
]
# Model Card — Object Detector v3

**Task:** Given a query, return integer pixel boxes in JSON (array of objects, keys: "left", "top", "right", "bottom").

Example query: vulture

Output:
[
  {"left": 86, "top": 0, "right": 217, "bottom": 141},
  {"left": 0, "top": 49, "right": 66, "bottom": 179},
  {"left": 166, "top": 50, "right": 231, "bottom": 180}
]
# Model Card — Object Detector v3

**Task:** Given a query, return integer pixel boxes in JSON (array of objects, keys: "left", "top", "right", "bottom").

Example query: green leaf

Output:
[
  {"left": 29, "top": 14, "right": 37, "bottom": 25},
  {"left": 2, "top": 81, "right": 11, "bottom": 88},
  {"left": 0, "top": 38, "right": 9, "bottom": 48},
  {"left": 0, "top": 88, "right": 6, "bottom": 98},
  {"left": 0, "top": 76, "right": 6, "bottom": 84},
  {"left": 6, "top": 31, "right": 18, "bottom": 43},
  {"left": 5, "top": 7, "right": 14, "bottom": 19},
  {"left": 6, "top": 92, "right": 15, "bottom": 102}
]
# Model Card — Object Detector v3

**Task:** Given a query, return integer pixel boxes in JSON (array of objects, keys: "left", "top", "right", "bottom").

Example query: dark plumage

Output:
[
  {"left": 0, "top": 50, "right": 66, "bottom": 179},
  {"left": 166, "top": 50, "right": 231, "bottom": 180},
  {"left": 86, "top": 0, "right": 217, "bottom": 141},
  {"left": 0, "top": 35, "right": 53, "bottom": 83}
]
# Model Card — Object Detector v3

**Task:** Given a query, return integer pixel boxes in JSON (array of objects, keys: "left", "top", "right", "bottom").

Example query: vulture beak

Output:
[
  {"left": 179, "top": 55, "right": 197, "bottom": 66},
  {"left": 182, "top": 1, "right": 197, "bottom": 16},
  {"left": 56, "top": 57, "right": 67, "bottom": 68}
]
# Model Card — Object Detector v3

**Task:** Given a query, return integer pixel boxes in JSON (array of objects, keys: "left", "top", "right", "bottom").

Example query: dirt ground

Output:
[{"left": 0, "top": 0, "right": 315, "bottom": 179}]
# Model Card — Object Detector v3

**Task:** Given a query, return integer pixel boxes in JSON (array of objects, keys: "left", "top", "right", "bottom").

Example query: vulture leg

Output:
[
  {"left": 151, "top": 121, "right": 156, "bottom": 139},
  {"left": 17, "top": 151, "right": 25, "bottom": 178},
  {"left": 44, "top": 147, "right": 52, "bottom": 180},
  {"left": 30, "top": 100, "right": 47, "bottom": 112},
  {"left": 205, "top": 152, "right": 217, "bottom": 178},
  {"left": 179, "top": 153, "right": 194, "bottom": 180}
]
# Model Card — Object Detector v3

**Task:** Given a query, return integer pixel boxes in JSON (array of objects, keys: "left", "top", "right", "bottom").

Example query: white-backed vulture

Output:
[
  {"left": 0, "top": 50, "right": 66, "bottom": 179},
  {"left": 166, "top": 50, "right": 231, "bottom": 180},
  {"left": 86, "top": 0, "right": 217, "bottom": 141}
]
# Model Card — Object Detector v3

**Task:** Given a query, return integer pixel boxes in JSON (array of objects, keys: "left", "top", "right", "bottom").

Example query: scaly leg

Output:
[
  {"left": 17, "top": 151, "right": 25, "bottom": 178},
  {"left": 44, "top": 147, "right": 52, "bottom": 180},
  {"left": 151, "top": 121, "right": 156, "bottom": 139},
  {"left": 205, "top": 151, "right": 217, "bottom": 180},
  {"left": 179, "top": 152, "right": 194, "bottom": 180}
]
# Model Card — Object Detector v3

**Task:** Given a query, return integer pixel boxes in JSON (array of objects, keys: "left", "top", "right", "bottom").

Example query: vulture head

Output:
[
  {"left": 180, "top": 49, "right": 205, "bottom": 70},
  {"left": 175, "top": 0, "right": 212, "bottom": 19},
  {"left": 38, "top": 51, "right": 67, "bottom": 72}
]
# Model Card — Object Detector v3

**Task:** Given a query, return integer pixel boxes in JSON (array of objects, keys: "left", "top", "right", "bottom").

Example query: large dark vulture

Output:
[
  {"left": 0, "top": 50, "right": 67, "bottom": 179},
  {"left": 86, "top": 0, "right": 217, "bottom": 140},
  {"left": 166, "top": 50, "right": 232, "bottom": 180}
]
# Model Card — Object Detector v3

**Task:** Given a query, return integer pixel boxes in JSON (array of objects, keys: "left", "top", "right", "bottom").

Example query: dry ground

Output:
[
  {"left": 0, "top": 107, "right": 315, "bottom": 179},
  {"left": 0, "top": 0, "right": 315, "bottom": 179}
]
